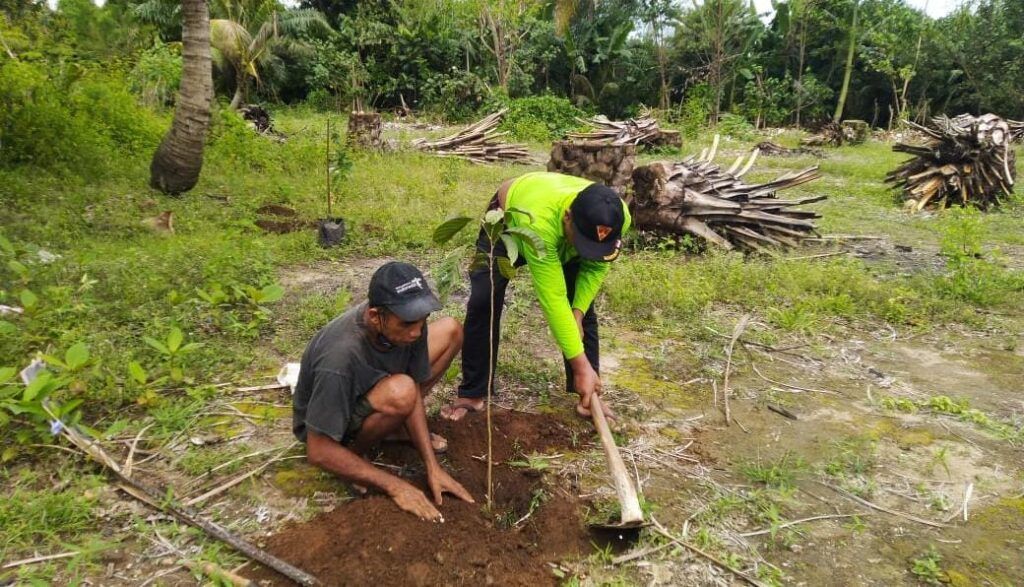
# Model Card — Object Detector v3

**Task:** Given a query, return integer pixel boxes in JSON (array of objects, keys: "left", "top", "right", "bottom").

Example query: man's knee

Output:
[
  {"left": 435, "top": 316, "right": 464, "bottom": 350},
  {"left": 370, "top": 374, "right": 417, "bottom": 416}
]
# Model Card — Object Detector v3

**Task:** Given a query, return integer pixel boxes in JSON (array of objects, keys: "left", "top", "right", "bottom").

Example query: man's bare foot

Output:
[
  {"left": 384, "top": 430, "right": 448, "bottom": 453},
  {"left": 440, "top": 398, "right": 485, "bottom": 421}
]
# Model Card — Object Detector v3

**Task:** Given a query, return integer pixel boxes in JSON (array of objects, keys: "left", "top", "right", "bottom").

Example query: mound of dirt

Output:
[{"left": 246, "top": 410, "right": 592, "bottom": 586}]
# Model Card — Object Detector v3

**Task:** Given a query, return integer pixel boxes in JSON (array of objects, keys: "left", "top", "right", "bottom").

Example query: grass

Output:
[
  {"left": 739, "top": 452, "right": 805, "bottom": 490},
  {"left": 0, "top": 468, "right": 103, "bottom": 560},
  {"left": 910, "top": 546, "right": 946, "bottom": 586}
]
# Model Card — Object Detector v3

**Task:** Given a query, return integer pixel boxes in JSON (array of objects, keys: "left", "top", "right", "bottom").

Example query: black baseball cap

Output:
[
  {"left": 569, "top": 183, "right": 626, "bottom": 261},
  {"left": 368, "top": 262, "right": 442, "bottom": 321}
]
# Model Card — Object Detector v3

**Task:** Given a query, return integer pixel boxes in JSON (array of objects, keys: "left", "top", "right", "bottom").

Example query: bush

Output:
[
  {"left": 0, "top": 61, "right": 163, "bottom": 175},
  {"left": 422, "top": 69, "right": 491, "bottom": 122},
  {"left": 716, "top": 113, "right": 756, "bottom": 141},
  {"left": 130, "top": 41, "right": 182, "bottom": 108},
  {"left": 488, "top": 94, "right": 585, "bottom": 142},
  {"left": 678, "top": 84, "right": 711, "bottom": 139}
]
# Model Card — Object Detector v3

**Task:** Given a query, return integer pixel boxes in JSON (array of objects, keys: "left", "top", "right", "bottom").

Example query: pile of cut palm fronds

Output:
[
  {"left": 631, "top": 137, "right": 825, "bottom": 252},
  {"left": 886, "top": 113, "right": 1016, "bottom": 210},
  {"left": 410, "top": 109, "right": 533, "bottom": 164}
]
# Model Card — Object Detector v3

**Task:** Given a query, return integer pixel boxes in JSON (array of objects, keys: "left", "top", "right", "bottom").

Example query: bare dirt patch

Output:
[{"left": 245, "top": 410, "right": 593, "bottom": 586}]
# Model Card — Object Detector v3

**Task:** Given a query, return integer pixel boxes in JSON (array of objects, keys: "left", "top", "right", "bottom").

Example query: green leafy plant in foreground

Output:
[
  {"left": 143, "top": 326, "right": 203, "bottom": 384},
  {"left": 433, "top": 207, "right": 546, "bottom": 509},
  {"left": 910, "top": 546, "right": 945, "bottom": 585},
  {"left": 194, "top": 281, "right": 285, "bottom": 338},
  {"left": 0, "top": 362, "right": 86, "bottom": 462}
]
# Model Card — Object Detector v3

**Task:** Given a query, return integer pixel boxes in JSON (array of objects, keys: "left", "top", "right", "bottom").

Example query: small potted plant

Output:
[{"left": 318, "top": 117, "right": 351, "bottom": 248}]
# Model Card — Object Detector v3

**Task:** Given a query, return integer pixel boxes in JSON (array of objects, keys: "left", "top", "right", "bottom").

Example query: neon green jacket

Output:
[{"left": 505, "top": 172, "right": 631, "bottom": 359}]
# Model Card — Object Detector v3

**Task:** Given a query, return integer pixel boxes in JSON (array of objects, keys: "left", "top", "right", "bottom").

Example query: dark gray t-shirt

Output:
[{"left": 292, "top": 302, "right": 431, "bottom": 443}]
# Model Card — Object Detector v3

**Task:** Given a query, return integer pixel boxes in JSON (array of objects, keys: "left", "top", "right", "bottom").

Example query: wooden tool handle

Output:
[{"left": 590, "top": 394, "right": 644, "bottom": 524}]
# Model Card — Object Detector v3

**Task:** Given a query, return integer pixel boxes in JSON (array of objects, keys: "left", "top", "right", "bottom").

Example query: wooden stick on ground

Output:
[
  {"left": 42, "top": 407, "right": 320, "bottom": 586},
  {"left": 2, "top": 551, "right": 80, "bottom": 570},
  {"left": 750, "top": 363, "right": 840, "bottom": 395},
  {"left": 738, "top": 513, "right": 864, "bottom": 537},
  {"left": 650, "top": 517, "right": 769, "bottom": 587},
  {"left": 817, "top": 481, "right": 949, "bottom": 529},
  {"left": 184, "top": 444, "right": 297, "bottom": 507},
  {"left": 722, "top": 315, "right": 751, "bottom": 426}
]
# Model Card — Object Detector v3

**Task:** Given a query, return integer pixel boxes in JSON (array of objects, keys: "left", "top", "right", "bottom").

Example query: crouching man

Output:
[{"left": 292, "top": 261, "right": 473, "bottom": 521}]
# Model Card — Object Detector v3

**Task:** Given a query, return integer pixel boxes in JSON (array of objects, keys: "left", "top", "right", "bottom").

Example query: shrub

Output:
[
  {"left": 489, "top": 94, "right": 585, "bottom": 142},
  {"left": 716, "top": 113, "right": 756, "bottom": 141},
  {"left": 422, "top": 69, "right": 491, "bottom": 122},
  {"left": 130, "top": 40, "right": 182, "bottom": 108},
  {"left": 678, "top": 84, "right": 711, "bottom": 139},
  {"left": 0, "top": 61, "right": 162, "bottom": 175}
]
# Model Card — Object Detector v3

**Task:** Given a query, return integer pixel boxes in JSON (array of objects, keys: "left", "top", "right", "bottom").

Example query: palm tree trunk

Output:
[
  {"left": 832, "top": 0, "right": 859, "bottom": 123},
  {"left": 149, "top": 0, "right": 213, "bottom": 195},
  {"left": 230, "top": 69, "right": 246, "bottom": 110}
]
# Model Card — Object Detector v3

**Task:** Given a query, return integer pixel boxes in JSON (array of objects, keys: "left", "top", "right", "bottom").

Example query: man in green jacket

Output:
[{"left": 442, "top": 172, "right": 631, "bottom": 421}]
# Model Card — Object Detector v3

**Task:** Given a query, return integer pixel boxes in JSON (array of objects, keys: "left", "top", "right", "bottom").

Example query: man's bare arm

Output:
[{"left": 306, "top": 429, "right": 443, "bottom": 521}]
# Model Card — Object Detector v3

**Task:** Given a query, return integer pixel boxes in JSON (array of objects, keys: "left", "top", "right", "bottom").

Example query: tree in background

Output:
[
  {"left": 209, "top": 0, "right": 332, "bottom": 108},
  {"left": 148, "top": 0, "right": 212, "bottom": 194},
  {"left": 679, "top": 0, "right": 763, "bottom": 126},
  {"left": 638, "top": 0, "right": 681, "bottom": 111}
]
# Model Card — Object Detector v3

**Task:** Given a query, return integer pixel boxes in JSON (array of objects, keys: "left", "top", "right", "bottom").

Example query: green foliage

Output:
[
  {"left": 193, "top": 280, "right": 286, "bottom": 339},
  {"left": 716, "top": 113, "right": 755, "bottom": 140},
  {"left": 880, "top": 396, "right": 917, "bottom": 413},
  {"left": 739, "top": 452, "right": 804, "bottom": 489},
  {"left": 910, "top": 546, "right": 945, "bottom": 585},
  {"left": 491, "top": 94, "right": 585, "bottom": 142},
  {"left": 0, "top": 61, "right": 163, "bottom": 174},
  {"left": 678, "top": 84, "right": 711, "bottom": 139},
  {"left": 423, "top": 69, "right": 492, "bottom": 121},
  {"left": 0, "top": 364, "right": 85, "bottom": 461},
  {"left": 130, "top": 40, "right": 182, "bottom": 108}
]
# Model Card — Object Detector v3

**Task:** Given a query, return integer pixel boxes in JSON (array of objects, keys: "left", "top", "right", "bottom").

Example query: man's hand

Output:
[
  {"left": 388, "top": 479, "right": 444, "bottom": 522},
  {"left": 570, "top": 356, "right": 614, "bottom": 420},
  {"left": 427, "top": 467, "right": 474, "bottom": 506}
]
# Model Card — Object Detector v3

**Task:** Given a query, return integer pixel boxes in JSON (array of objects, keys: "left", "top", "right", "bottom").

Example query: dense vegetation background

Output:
[{"left": 2, "top": 0, "right": 1023, "bottom": 177}]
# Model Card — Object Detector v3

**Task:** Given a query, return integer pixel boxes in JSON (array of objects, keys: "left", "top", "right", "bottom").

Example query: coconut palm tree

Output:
[
  {"left": 209, "top": 0, "right": 332, "bottom": 109},
  {"left": 148, "top": 0, "right": 213, "bottom": 195}
]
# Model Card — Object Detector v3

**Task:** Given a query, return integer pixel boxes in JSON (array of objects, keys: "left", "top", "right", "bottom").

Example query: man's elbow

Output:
[{"left": 305, "top": 432, "right": 331, "bottom": 469}]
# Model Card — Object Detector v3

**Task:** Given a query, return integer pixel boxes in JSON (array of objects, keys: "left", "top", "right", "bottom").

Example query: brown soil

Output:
[{"left": 246, "top": 410, "right": 593, "bottom": 586}]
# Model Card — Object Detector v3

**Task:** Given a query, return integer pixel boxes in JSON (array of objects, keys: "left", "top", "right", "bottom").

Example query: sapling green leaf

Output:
[
  {"left": 128, "top": 361, "right": 148, "bottom": 385},
  {"left": 8, "top": 260, "right": 28, "bottom": 279},
  {"left": 143, "top": 336, "right": 170, "bottom": 356},
  {"left": 22, "top": 371, "right": 52, "bottom": 401},
  {"left": 499, "top": 234, "right": 520, "bottom": 265},
  {"left": 484, "top": 209, "right": 504, "bottom": 225},
  {"left": 433, "top": 216, "right": 473, "bottom": 244},
  {"left": 504, "top": 227, "right": 547, "bottom": 258},
  {"left": 496, "top": 257, "right": 517, "bottom": 279},
  {"left": 258, "top": 284, "right": 285, "bottom": 303},
  {"left": 504, "top": 206, "right": 534, "bottom": 223}
]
